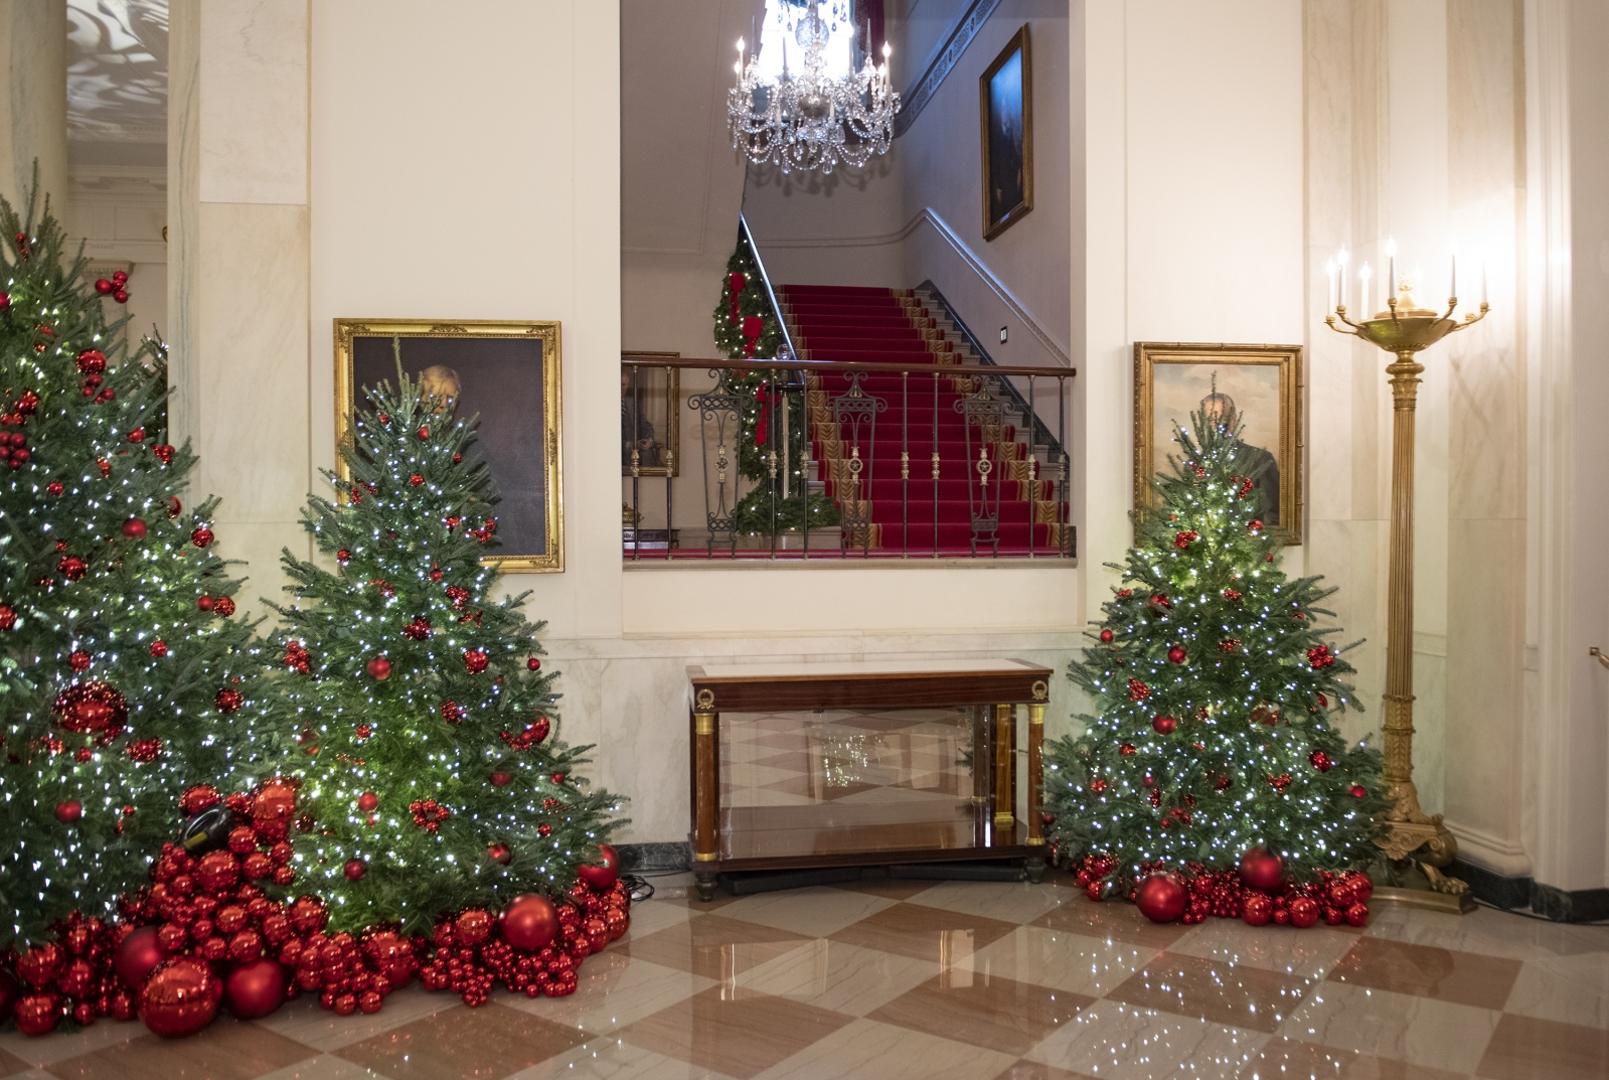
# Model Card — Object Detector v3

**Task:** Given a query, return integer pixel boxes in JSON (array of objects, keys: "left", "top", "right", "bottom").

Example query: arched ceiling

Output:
[{"left": 66, "top": 0, "right": 167, "bottom": 167}]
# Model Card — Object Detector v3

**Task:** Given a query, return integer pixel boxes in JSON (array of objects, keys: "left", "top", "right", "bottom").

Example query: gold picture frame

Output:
[
  {"left": 1133, "top": 341, "right": 1304, "bottom": 546},
  {"left": 621, "top": 351, "right": 681, "bottom": 478},
  {"left": 980, "top": 24, "right": 1033, "bottom": 241},
  {"left": 334, "top": 318, "right": 563, "bottom": 572}
]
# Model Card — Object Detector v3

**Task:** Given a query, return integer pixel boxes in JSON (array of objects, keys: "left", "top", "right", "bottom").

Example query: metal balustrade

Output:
[{"left": 622, "top": 355, "right": 1076, "bottom": 562}]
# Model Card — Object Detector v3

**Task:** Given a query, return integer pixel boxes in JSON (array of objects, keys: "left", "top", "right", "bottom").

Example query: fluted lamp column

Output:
[{"left": 1325, "top": 256, "right": 1485, "bottom": 914}]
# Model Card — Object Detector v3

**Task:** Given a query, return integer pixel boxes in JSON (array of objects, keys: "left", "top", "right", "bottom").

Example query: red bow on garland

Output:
[{"left": 727, "top": 272, "right": 747, "bottom": 326}]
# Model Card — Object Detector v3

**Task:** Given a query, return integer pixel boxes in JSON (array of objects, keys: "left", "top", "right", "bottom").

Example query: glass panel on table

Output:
[{"left": 717, "top": 706, "right": 1002, "bottom": 861}]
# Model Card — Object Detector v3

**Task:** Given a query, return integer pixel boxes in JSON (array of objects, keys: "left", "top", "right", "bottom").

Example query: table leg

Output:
[
  {"left": 993, "top": 703, "right": 1016, "bottom": 830},
  {"left": 692, "top": 705, "right": 719, "bottom": 901},
  {"left": 1025, "top": 701, "right": 1046, "bottom": 883}
]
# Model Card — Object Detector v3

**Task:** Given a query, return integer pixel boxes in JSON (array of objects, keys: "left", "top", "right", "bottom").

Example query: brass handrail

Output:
[{"left": 622, "top": 354, "right": 1078, "bottom": 380}]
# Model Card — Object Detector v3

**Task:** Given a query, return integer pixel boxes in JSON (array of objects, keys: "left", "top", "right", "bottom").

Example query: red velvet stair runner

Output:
[{"left": 777, "top": 284, "right": 1066, "bottom": 555}]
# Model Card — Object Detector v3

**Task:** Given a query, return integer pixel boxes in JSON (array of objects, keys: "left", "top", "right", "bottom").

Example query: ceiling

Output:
[{"left": 66, "top": 0, "right": 168, "bottom": 168}]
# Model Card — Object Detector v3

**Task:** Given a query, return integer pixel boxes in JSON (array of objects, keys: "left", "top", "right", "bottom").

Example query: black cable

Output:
[
  {"left": 620, "top": 873, "right": 657, "bottom": 903},
  {"left": 1473, "top": 896, "right": 1609, "bottom": 926}
]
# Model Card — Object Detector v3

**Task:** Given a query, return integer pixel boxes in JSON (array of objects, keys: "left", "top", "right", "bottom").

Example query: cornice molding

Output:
[{"left": 894, "top": 0, "right": 1002, "bottom": 138}]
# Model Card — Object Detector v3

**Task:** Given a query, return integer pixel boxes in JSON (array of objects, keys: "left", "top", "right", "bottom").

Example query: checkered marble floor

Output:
[{"left": 3, "top": 873, "right": 1607, "bottom": 1079}]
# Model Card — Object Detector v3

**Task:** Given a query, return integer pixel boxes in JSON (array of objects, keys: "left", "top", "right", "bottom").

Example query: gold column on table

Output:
[
  {"left": 1326, "top": 278, "right": 1486, "bottom": 913},
  {"left": 993, "top": 703, "right": 1016, "bottom": 828},
  {"left": 691, "top": 689, "right": 719, "bottom": 869},
  {"left": 1026, "top": 699, "right": 1046, "bottom": 847}
]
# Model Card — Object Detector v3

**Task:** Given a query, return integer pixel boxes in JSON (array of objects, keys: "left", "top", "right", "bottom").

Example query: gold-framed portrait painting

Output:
[
  {"left": 621, "top": 351, "right": 681, "bottom": 478},
  {"left": 334, "top": 318, "right": 563, "bottom": 572},
  {"left": 1133, "top": 342, "right": 1304, "bottom": 546},
  {"left": 980, "top": 24, "right": 1033, "bottom": 241}
]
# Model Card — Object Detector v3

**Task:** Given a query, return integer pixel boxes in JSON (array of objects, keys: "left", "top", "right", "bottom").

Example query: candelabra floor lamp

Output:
[{"left": 1326, "top": 268, "right": 1486, "bottom": 914}]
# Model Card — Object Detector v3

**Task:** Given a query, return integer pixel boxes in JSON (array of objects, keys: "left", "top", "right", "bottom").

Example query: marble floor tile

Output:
[
  {"left": 335, "top": 1002, "right": 586, "bottom": 1077},
  {"left": 1473, "top": 1012, "right": 1609, "bottom": 1080},
  {"left": 1278, "top": 982, "right": 1501, "bottom": 1074},
  {"left": 0, "top": 1049, "right": 28, "bottom": 1079},
  {"left": 1327, "top": 935, "right": 1521, "bottom": 1010},
  {"left": 992, "top": 1060, "right": 1099, "bottom": 1080},
  {"left": 615, "top": 986, "right": 853, "bottom": 1080},
  {"left": 969, "top": 925, "right": 1160, "bottom": 997},
  {"left": 756, "top": 1017, "right": 1017, "bottom": 1080},
  {"left": 1024, "top": 1000, "right": 1269, "bottom": 1080},
  {"left": 45, "top": 1020, "right": 316, "bottom": 1080},
  {"left": 0, "top": 1010, "right": 143, "bottom": 1068},
  {"left": 734, "top": 939, "right": 940, "bottom": 1016},
  {"left": 717, "top": 885, "right": 897, "bottom": 938},
  {"left": 1502, "top": 949, "right": 1609, "bottom": 1029},
  {"left": 1364, "top": 904, "right": 1609, "bottom": 962},
  {"left": 1168, "top": 920, "right": 1359, "bottom": 979},
  {"left": 829, "top": 900, "right": 1020, "bottom": 965},
  {"left": 622, "top": 895, "right": 699, "bottom": 937},
  {"left": 509, "top": 1034, "right": 742, "bottom": 1080},
  {"left": 254, "top": 1055, "right": 379, "bottom": 1080},
  {"left": 1106, "top": 952, "right": 1318, "bottom": 1033},
  {"left": 621, "top": 914, "right": 813, "bottom": 981},
  {"left": 1029, "top": 897, "right": 1193, "bottom": 950},
  {"left": 831, "top": 876, "right": 943, "bottom": 901},
  {"left": 500, "top": 955, "right": 713, "bottom": 1035},
  {"left": 908, "top": 879, "right": 1071, "bottom": 925},
  {"left": 1238, "top": 1036, "right": 1468, "bottom": 1079},
  {"left": 254, "top": 983, "right": 457, "bottom": 1053},
  {"left": 868, "top": 971, "right": 1095, "bottom": 1056}
]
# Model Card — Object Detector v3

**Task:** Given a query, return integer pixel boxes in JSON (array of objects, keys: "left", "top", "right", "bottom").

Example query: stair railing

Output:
[{"left": 738, "top": 214, "right": 806, "bottom": 502}]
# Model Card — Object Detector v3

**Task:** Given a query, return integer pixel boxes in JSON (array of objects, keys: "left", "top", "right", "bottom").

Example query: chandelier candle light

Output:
[
  {"left": 729, "top": 0, "right": 900, "bottom": 175},
  {"left": 1324, "top": 241, "right": 1488, "bottom": 913}
]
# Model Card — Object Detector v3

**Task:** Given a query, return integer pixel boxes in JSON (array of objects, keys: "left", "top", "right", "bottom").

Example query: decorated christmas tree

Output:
[
  {"left": 1044, "top": 408, "right": 1384, "bottom": 926},
  {"left": 712, "top": 231, "right": 837, "bottom": 533},
  {"left": 269, "top": 361, "right": 622, "bottom": 936},
  {"left": 0, "top": 184, "right": 279, "bottom": 954}
]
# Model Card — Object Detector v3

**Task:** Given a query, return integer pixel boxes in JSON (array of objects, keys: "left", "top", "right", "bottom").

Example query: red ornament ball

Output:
[
  {"left": 215, "top": 687, "right": 244, "bottom": 714},
  {"left": 0, "top": 604, "right": 15, "bottom": 631},
  {"left": 121, "top": 517, "right": 148, "bottom": 540},
  {"left": 1242, "top": 893, "right": 1273, "bottom": 927},
  {"left": 54, "top": 799, "right": 83, "bottom": 824},
  {"left": 526, "top": 656, "right": 541, "bottom": 671},
  {"left": 1239, "top": 849, "right": 1284, "bottom": 893},
  {"left": 488, "top": 842, "right": 511, "bottom": 864},
  {"left": 1345, "top": 902, "right": 1370, "bottom": 928},
  {"left": 190, "top": 526, "right": 214, "bottom": 548},
  {"left": 501, "top": 894, "right": 559, "bottom": 951},
  {"left": 455, "top": 908, "right": 493, "bottom": 946},
  {"left": 1167, "top": 645, "right": 1187, "bottom": 664},
  {"left": 1099, "top": 629, "right": 1114, "bottom": 644},
  {"left": 224, "top": 958, "right": 285, "bottom": 1019},
  {"left": 68, "top": 649, "right": 91, "bottom": 671},
  {"left": 577, "top": 844, "right": 620, "bottom": 891},
  {"left": 357, "top": 791, "right": 378, "bottom": 812},
  {"left": 344, "top": 859, "right": 367, "bottom": 881},
  {"left": 139, "top": 957, "right": 218, "bottom": 1037},
  {"left": 13, "top": 992, "right": 60, "bottom": 1036},
  {"left": 1152, "top": 714, "right": 1178, "bottom": 735},
  {"left": 366, "top": 656, "right": 392, "bottom": 681},
  {"left": 53, "top": 681, "right": 128, "bottom": 737},
  {"left": 149, "top": 639, "right": 168, "bottom": 658},
  {"left": 1289, "top": 897, "right": 1321, "bottom": 929},
  {"left": 1309, "top": 750, "right": 1333, "bottom": 772},
  {"left": 213, "top": 596, "right": 236, "bottom": 617},
  {"left": 1349, "top": 784, "right": 1368, "bottom": 798},
  {"left": 463, "top": 649, "right": 489, "bottom": 673},
  {"left": 1135, "top": 875, "right": 1188, "bottom": 923},
  {"left": 489, "top": 771, "right": 512, "bottom": 788}
]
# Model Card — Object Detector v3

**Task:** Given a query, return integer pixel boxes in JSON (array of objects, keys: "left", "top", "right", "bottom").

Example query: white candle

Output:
[
  {"left": 1384, "top": 237, "right": 1397, "bottom": 304},
  {"left": 1337, "top": 247, "right": 1350, "bottom": 309},
  {"left": 1450, "top": 252, "right": 1457, "bottom": 300},
  {"left": 1481, "top": 259, "right": 1489, "bottom": 305}
]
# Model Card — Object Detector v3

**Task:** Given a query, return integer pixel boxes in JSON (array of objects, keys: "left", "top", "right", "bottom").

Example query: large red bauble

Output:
[
  {"left": 115, "top": 926, "right": 166, "bottom": 990},
  {"left": 139, "top": 957, "right": 218, "bottom": 1037},
  {"left": 366, "top": 656, "right": 391, "bottom": 681},
  {"left": 121, "top": 517, "right": 148, "bottom": 540},
  {"left": 363, "top": 930, "right": 416, "bottom": 986},
  {"left": 1239, "top": 849, "right": 1284, "bottom": 893},
  {"left": 1288, "top": 897, "right": 1321, "bottom": 930},
  {"left": 1345, "top": 902, "right": 1370, "bottom": 928},
  {"left": 1349, "top": 873, "right": 1373, "bottom": 904},
  {"left": 576, "top": 844, "right": 620, "bottom": 891},
  {"left": 501, "top": 895, "right": 559, "bottom": 952},
  {"left": 253, "top": 778, "right": 297, "bottom": 825},
  {"left": 224, "top": 958, "right": 285, "bottom": 1019},
  {"left": 52, "top": 681, "right": 128, "bottom": 737},
  {"left": 1134, "top": 874, "right": 1188, "bottom": 924},
  {"left": 1167, "top": 645, "right": 1188, "bottom": 664},
  {"left": 195, "top": 850, "right": 240, "bottom": 895},
  {"left": 17, "top": 943, "right": 63, "bottom": 989},
  {"left": 1242, "top": 893, "right": 1273, "bottom": 927},
  {"left": 1152, "top": 714, "right": 1178, "bottom": 735},
  {"left": 13, "top": 992, "right": 60, "bottom": 1036}
]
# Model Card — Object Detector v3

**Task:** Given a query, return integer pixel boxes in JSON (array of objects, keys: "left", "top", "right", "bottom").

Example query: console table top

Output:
[
  {"left": 686, "top": 658, "right": 1054, "bottom": 710},
  {"left": 689, "top": 658, "right": 1048, "bottom": 680}
]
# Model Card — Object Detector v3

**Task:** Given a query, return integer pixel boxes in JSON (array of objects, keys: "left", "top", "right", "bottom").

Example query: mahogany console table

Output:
[{"left": 686, "top": 659, "right": 1053, "bottom": 900}]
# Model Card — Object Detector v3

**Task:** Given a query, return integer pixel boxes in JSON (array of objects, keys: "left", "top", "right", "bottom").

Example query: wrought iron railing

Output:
[{"left": 622, "top": 355, "right": 1076, "bottom": 562}]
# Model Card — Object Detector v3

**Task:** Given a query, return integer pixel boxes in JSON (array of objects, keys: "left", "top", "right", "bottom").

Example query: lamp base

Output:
[{"left": 1368, "top": 849, "right": 1477, "bottom": 915}]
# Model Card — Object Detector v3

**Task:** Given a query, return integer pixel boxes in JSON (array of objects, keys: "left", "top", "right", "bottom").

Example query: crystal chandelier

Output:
[{"left": 728, "top": 0, "right": 900, "bottom": 175}]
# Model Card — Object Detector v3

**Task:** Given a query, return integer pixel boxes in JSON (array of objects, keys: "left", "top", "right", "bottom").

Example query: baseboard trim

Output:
[{"left": 1451, "top": 859, "right": 1609, "bottom": 922}]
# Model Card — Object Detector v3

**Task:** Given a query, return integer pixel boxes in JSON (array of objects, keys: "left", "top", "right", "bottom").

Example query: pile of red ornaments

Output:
[
  {"left": 1, "top": 779, "right": 630, "bottom": 1039},
  {"left": 1077, "top": 848, "right": 1373, "bottom": 930}
]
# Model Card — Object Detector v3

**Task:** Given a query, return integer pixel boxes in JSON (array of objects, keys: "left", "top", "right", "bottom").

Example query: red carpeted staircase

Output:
[{"left": 777, "top": 284, "right": 1069, "bottom": 555}]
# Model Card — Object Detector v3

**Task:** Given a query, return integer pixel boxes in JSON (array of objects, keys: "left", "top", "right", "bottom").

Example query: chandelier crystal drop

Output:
[{"left": 728, "top": 0, "right": 900, "bottom": 175}]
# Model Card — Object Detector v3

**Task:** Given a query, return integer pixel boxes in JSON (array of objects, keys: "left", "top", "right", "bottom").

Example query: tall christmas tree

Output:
[
  {"left": 0, "top": 184, "right": 278, "bottom": 951},
  {"left": 712, "top": 231, "right": 837, "bottom": 533},
  {"left": 1044, "top": 409, "right": 1384, "bottom": 913},
  {"left": 270, "top": 361, "right": 620, "bottom": 934}
]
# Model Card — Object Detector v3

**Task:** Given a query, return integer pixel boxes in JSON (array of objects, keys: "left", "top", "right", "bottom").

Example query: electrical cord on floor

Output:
[
  {"left": 1473, "top": 896, "right": 1609, "bottom": 926},
  {"left": 620, "top": 873, "right": 658, "bottom": 903}
]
